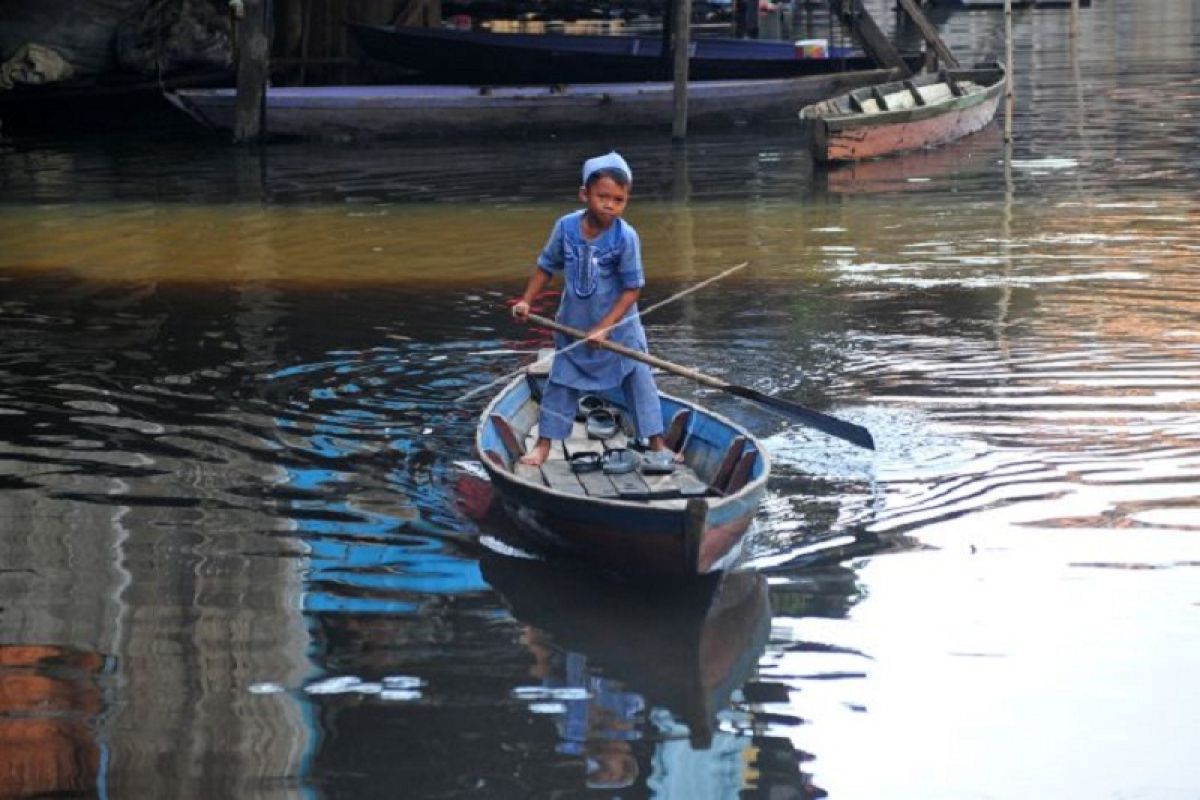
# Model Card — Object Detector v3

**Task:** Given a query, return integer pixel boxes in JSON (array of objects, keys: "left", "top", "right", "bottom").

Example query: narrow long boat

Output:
[
  {"left": 799, "top": 62, "right": 1006, "bottom": 162},
  {"left": 348, "top": 23, "right": 889, "bottom": 83},
  {"left": 475, "top": 363, "right": 770, "bottom": 577},
  {"left": 165, "top": 69, "right": 900, "bottom": 139}
]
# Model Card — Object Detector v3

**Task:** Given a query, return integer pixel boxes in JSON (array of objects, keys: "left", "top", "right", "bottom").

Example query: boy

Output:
[{"left": 511, "top": 151, "right": 674, "bottom": 468}]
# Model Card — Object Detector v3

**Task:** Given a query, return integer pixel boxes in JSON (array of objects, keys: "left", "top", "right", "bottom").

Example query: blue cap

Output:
[{"left": 581, "top": 151, "right": 632, "bottom": 185}]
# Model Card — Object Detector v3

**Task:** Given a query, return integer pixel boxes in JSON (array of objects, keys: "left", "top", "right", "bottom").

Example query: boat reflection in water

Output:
[
  {"left": 483, "top": 550, "right": 820, "bottom": 797},
  {"left": 0, "top": 645, "right": 108, "bottom": 798}
]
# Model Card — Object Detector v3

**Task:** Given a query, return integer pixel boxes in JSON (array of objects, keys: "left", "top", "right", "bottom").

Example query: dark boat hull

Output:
[
  {"left": 475, "top": 374, "right": 770, "bottom": 577},
  {"left": 167, "top": 71, "right": 901, "bottom": 138},
  {"left": 349, "top": 23, "right": 895, "bottom": 83}
]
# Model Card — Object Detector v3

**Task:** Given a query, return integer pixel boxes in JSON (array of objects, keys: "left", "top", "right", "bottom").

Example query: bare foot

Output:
[
  {"left": 647, "top": 436, "right": 685, "bottom": 463},
  {"left": 650, "top": 447, "right": 685, "bottom": 464},
  {"left": 519, "top": 439, "right": 552, "bottom": 466}
]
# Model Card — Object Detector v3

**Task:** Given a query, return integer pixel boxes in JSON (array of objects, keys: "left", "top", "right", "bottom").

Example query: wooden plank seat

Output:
[
  {"left": 523, "top": 421, "right": 710, "bottom": 501},
  {"left": 511, "top": 396, "right": 711, "bottom": 502},
  {"left": 903, "top": 79, "right": 926, "bottom": 106},
  {"left": 869, "top": 85, "right": 890, "bottom": 111}
]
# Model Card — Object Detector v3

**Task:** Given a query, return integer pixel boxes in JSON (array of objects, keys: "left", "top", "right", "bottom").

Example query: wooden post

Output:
[
  {"left": 827, "top": 0, "right": 911, "bottom": 75},
  {"left": 1004, "top": 0, "right": 1014, "bottom": 143},
  {"left": 233, "top": 0, "right": 271, "bottom": 143},
  {"left": 895, "top": 0, "right": 959, "bottom": 69},
  {"left": 671, "top": 0, "right": 693, "bottom": 142}
]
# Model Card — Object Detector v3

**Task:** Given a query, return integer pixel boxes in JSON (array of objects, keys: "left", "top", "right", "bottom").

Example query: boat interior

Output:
[
  {"left": 479, "top": 368, "right": 765, "bottom": 506},
  {"left": 805, "top": 62, "right": 1003, "bottom": 118}
]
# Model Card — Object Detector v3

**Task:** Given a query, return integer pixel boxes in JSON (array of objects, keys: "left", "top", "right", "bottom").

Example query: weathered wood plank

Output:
[
  {"left": 664, "top": 408, "right": 691, "bottom": 451},
  {"left": 540, "top": 460, "right": 588, "bottom": 495},
  {"left": 577, "top": 470, "right": 621, "bottom": 498},
  {"left": 515, "top": 462, "right": 546, "bottom": 485},
  {"left": 608, "top": 469, "right": 652, "bottom": 499},
  {"left": 526, "top": 425, "right": 566, "bottom": 461},
  {"left": 827, "top": 0, "right": 911, "bottom": 75},
  {"left": 491, "top": 414, "right": 525, "bottom": 459},
  {"left": 641, "top": 472, "right": 682, "bottom": 500},
  {"left": 711, "top": 435, "right": 746, "bottom": 495},
  {"left": 675, "top": 468, "right": 711, "bottom": 498},
  {"left": 895, "top": 0, "right": 960, "bottom": 69},
  {"left": 725, "top": 450, "right": 758, "bottom": 495},
  {"left": 565, "top": 422, "right": 606, "bottom": 457}
]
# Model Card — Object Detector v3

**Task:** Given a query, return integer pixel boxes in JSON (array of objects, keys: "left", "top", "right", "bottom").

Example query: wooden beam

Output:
[
  {"left": 828, "top": 0, "right": 911, "bottom": 76},
  {"left": 233, "top": 0, "right": 271, "bottom": 143},
  {"left": 1004, "top": 0, "right": 1014, "bottom": 142},
  {"left": 895, "top": 0, "right": 960, "bottom": 69},
  {"left": 671, "top": 0, "right": 694, "bottom": 141}
]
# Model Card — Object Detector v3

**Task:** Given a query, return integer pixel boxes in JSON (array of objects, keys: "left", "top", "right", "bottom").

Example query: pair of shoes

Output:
[
  {"left": 576, "top": 394, "right": 609, "bottom": 421},
  {"left": 586, "top": 408, "right": 619, "bottom": 440},
  {"left": 640, "top": 450, "right": 677, "bottom": 475},
  {"left": 569, "top": 451, "right": 602, "bottom": 473},
  {"left": 601, "top": 448, "right": 638, "bottom": 475}
]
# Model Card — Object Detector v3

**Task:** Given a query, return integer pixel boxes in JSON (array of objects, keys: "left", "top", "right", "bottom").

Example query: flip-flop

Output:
[
  {"left": 576, "top": 394, "right": 609, "bottom": 421},
  {"left": 601, "top": 448, "right": 638, "bottom": 475},
  {"left": 569, "top": 451, "right": 602, "bottom": 473},
  {"left": 585, "top": 408, "right": 619, "bottom": 440},
  {"left": 640, "top": 449, "right": 677, "bottom": 475}
]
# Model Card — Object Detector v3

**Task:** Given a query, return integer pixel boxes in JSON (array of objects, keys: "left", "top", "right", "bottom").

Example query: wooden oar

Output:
[{"left": 525, "top": 313, "right": 876, "bottom": 451}]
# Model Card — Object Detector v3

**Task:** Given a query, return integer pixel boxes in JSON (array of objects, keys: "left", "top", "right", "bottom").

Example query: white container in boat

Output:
[{"left": 795, "top": 38, "right": 828, "bottom": 58}]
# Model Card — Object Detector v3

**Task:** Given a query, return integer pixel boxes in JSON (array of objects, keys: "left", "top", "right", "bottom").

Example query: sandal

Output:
[
  {"left": 569, "top": 451, "right": 602, "bottom": 473},
  {"left": 601, "top": 448, "right": 638, "bottom": 475},
  {"left": 585, "top": 408, "right": 619, "bottom": 440},
  {"left": 576, "top": 394, "right": 609, "bottom": 421},
  {"left": 640, "top": 449, "right": 677, "bottom": 475}
]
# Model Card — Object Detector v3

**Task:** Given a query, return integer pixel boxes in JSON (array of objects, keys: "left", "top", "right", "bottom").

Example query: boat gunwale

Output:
[
  {"left": 800, "top": 64, "right": 1006, "bottom": 129},
  {"left": 474, "top": 372, "right": 771, "bottom": 515}
]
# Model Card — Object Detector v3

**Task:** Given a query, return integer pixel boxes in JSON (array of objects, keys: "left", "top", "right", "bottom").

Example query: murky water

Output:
[{"left": 2, "top": 2, "right": 1199, "bottom": 797}]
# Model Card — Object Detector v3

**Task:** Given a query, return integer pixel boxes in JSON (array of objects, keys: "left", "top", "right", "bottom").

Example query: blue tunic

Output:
[{"left": 537, "top": 210, "right": 648, "bottom": 391}]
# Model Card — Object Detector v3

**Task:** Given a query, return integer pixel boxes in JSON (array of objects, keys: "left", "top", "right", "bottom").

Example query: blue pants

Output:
[{"left": 538, "top": 363, "right": 664, "bottom": 441}]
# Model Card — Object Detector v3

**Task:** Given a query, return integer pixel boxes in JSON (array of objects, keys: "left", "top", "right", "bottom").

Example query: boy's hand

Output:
[
  {"left": 585, "top": 326, "right": 610, "bottom": 348},
  {"left": 512, "top": 300, "right": 531, "bottom": 321}
]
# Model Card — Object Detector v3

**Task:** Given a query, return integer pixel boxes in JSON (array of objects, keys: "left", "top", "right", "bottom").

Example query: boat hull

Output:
[
  {"left": 800, "top": 63, "right": 1006, "bottom": 162},
  {"left": 168, "top": 71, "right": 901, "bottom": 138},
  {"left": 475, "top": 374, "right": 769, "bottom": 577},
  {"left": 349, "top": 23, "right": 891, "bottom": 83}
]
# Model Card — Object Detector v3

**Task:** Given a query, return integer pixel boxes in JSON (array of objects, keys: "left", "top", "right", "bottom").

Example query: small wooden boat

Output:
[
  {"left": 799, "top": 62, "right": 1006, "bottom": 163},
  {"left": 474, "top": 363, "right": 770, "bottom": 577},
  {"left": 931, "top": 0, "right": 1088, "bottom": 8},
  {"left": 166, "top": 69, "right": 900, "bottom": 139},
  {"left": 480, "top": 549, "right": 771, "bottom": 747},
  {"left": 348, "top": 23, "right": 892, "bottom": 84}
]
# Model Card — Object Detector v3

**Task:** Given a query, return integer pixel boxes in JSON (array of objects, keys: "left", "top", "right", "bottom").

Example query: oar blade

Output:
[{"left": 723, "top": 385, "right": 876, "bottom": 450}]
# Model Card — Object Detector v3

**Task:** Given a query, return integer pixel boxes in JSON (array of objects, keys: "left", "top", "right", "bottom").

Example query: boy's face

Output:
[{"left": 579, "top": 176, "right": 630, "bottom": 227}]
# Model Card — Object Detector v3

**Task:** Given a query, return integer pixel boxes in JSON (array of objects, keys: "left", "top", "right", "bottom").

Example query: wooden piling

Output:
[
  {"left": 671, "top": 0, "right": 694, "bottom": 141},
  {"left": 1004, "top": 0, "right": 1014, "bottom": 143},
  {"left": 895, "top": 0, "right": 959, "bottom": 69},
  {"left": 233, "top": 0, "right": 271, "bottom": 143},
  {"left": 827, "top": 0, "right": 911, "bottom": 76}
]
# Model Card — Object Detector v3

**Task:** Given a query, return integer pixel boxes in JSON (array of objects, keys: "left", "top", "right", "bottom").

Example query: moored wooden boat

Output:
[
  {"left": 166, "top": 70, "right": 901, "bottom": 139},
  {"left": 475, "top": 367, "right": 770, "bottom": 577},
  {"left": 348, "top": 23, "right": 894, "bottom": 84},
  {"left": 799, "top": 61, "right": 1006, "bottom": 162}
]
